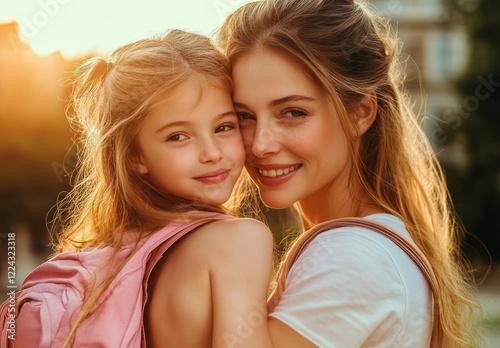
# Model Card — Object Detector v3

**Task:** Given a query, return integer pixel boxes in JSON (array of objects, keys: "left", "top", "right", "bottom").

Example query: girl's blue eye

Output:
[
  {"left": 215, "top": 123, "right": 236, "bottom": 133},
  {"left": 166, "top": 133, "right": 188, "bottom": 142},
  {"left": 282, "top": 108, "right": 307, "bottom": 118}
]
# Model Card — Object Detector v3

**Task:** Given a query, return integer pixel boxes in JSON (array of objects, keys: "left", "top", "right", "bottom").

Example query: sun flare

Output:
[{"left": 0, "top": 0, "right": 252, "bottom": 57}]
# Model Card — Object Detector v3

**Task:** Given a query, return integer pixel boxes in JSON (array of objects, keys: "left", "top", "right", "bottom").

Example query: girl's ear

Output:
[
  {"left": 132, "top": 153, "right": 149, "bottom": 175},
  {"left": 354, "top": 91, "right": 378, "bottom": 137}
]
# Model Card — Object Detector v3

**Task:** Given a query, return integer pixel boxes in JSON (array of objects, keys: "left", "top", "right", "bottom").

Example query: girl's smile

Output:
[
  {"left": 135, "top": 77, "right": 245, "bottom": 205},
  {"left": 193, "top": 168, "right": 230, "bottom": 185}
]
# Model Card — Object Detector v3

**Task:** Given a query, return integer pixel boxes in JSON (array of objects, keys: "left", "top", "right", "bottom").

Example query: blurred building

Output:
[
  {"left": 370, "top": 0, "right": 470, "bottom": 166},
  {"left": 0, "top": 22, "right": 81, "bottom": 278}
]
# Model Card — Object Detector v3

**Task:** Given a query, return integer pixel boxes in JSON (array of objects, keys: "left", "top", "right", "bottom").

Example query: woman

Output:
[{"left": 218, "top": 0, "right": 479, "bottom": 347}]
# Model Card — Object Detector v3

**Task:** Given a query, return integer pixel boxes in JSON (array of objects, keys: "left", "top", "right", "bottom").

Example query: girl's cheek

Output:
[
  {"left": 240, "top": 126, "right": 256, "bottom": 153},
  {"left": 230, "top": 132, "right": 247, "bottom": 163}
]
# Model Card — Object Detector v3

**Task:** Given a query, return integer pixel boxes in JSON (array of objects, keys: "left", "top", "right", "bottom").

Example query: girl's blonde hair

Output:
[
  {"left": 51, "top": 29, "right": 232, "bottom": 346},
  {"left": 218, "top": 0, "right": 480, "bottom": 346},
  {"left": 54, "top": 29, "right": 232, "bottom": 252}
]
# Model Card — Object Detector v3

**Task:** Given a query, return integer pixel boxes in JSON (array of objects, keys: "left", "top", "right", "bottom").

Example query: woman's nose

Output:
[{"left": 251, "top": 123, "right": 280, "bottom": 158}]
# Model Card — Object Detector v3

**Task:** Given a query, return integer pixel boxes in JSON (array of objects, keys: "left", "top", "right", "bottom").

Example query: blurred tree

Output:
[{"left": 443, "top": 0, "right": 500, "bottom": 263}]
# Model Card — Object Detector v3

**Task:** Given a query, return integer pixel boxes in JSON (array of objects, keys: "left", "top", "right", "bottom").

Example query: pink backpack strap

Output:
[
  {"left": 143, "top": 212, "right": 234, "bottom": 278},
  {"left": 274, "top": 217, "right": 442, "bottom": 347},
  {"left": 138, "top": 212, "right": 234, "bottom": 347}
]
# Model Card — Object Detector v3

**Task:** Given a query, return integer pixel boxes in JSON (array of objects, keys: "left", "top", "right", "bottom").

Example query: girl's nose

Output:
[{"left": 199, "top": 138, "right": 223, "bottom": 163}]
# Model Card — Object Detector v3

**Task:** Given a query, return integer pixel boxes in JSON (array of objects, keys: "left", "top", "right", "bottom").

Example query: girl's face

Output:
[
  {"left": 231, "top": 48, "right": 352, "bottom": 210},
  {"left": 135, "top": 77, "right": 245, "bottom": 205}
]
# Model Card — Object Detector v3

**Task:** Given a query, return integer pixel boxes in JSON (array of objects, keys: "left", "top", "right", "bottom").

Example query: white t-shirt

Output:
[{"left": 269, "top": 214, "right": 432, "bottom": 348}]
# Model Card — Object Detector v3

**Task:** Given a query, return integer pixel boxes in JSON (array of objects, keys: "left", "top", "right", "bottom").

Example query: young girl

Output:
[
  {"left": 6, "top": 29, "right": 273, "bottom": 347},
  {"left": 218, "top": 0, "right": 480, "bottom": 347}
]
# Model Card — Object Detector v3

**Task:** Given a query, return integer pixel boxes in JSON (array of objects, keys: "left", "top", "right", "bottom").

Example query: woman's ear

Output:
[{"left": 354, "top": 91, "right": 377, "bottom": 137}]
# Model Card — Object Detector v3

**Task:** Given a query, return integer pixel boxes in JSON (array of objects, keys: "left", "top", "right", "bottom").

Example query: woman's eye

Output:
[
  {"left": 237, "top": 112, "right": 255, "bottom": 121},
  {"left": 166, "top": 133, "right": 188, "bottom": 142},
  {"left": 282, "top": 108, "right": 307, "bottom": 118},
  {"left": 215, "top": 123, "right": 236, "bottom": 133}
]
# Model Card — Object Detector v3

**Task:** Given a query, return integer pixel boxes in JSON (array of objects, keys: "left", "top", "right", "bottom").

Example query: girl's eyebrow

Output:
[
  {"left": 155, "top": 121, "right": 190, "bottom": 134},
  {"left": 218, "top": 111, "right": 239, "bottom": 118},
  {"left": 155, "top": 111, "right": 238, "bottom": 134},
  {"left": 233, "top": 95, "right": 316, "bottom": 109}
]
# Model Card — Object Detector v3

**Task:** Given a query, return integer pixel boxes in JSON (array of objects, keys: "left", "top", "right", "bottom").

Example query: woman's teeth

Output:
[{"left": 258, "top": 164, "right": 300, "bottom": 177}]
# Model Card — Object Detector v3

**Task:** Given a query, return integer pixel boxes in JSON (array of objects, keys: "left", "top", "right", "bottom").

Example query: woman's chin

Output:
[{"left": 258, "top": 191, "right": 295, "bottom": 210}]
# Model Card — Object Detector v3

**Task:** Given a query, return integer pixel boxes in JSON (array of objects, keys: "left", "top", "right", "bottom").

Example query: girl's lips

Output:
[{"left": 194, "top": 169, "right": 230, "bottom": 184}]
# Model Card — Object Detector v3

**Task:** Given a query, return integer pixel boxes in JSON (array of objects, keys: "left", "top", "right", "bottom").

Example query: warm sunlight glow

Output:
[{"left": 0, "top": 0, "right": 252, "bottom": 57}]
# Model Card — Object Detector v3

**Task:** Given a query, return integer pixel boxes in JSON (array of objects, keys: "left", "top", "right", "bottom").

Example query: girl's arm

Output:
[{"left": 206, "top": 218, "right": 274, "bottom": 348}]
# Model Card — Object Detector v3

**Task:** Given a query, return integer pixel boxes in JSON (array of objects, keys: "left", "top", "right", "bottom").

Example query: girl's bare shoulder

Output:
[
  {"left": 156, "top": 218, "right": 273, "bottom": 266},
  {"left": 192, "top": 218, "right": 274, "bottom": 255},
  {"left": 163, "top": 218, "right": 272, "bottom": 269},
  {"left": 198, "top": 217, "right": 272, "bottom": 236}
]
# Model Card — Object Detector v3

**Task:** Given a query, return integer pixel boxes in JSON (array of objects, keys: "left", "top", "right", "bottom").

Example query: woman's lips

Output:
[
  {"left": 194, "top": 169, "right": 230, "bottom": 184},
  {"left": 253, "top": 164, "right": 301, "bottom": 186}
]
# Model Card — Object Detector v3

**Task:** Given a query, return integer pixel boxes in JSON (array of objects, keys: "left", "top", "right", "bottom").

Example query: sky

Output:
[{"left": 0, "top": 0, "right": 253, "bottom": 57}]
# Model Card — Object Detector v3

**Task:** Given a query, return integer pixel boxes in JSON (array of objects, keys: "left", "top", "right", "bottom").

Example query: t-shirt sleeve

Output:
[{"left": 269, "top": 230, "right": 408, "bottom": 348}]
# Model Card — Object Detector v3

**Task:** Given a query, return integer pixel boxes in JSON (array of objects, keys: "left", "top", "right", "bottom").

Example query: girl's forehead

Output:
[{"left": 146, "top": 77, "right": 233, "bottom": 121}]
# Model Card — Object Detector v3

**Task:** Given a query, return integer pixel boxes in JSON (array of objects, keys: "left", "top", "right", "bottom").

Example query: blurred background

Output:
[{"left": 0, "top": 0, "right": 499, "bottom": 345}]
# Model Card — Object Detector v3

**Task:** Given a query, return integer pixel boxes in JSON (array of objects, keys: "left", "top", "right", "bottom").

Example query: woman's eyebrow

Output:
[
  {"left": 269, "top": 94, "right": 316, "bottom": 107},
  {"left": 232, "top": 101, "right": 248, "bottom": 109},
  {"left": 233, "top": 95, "right": 315, "bottom": 110}
]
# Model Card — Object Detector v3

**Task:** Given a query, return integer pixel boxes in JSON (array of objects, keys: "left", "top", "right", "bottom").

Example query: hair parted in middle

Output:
[{"left": 218, "top": 0, "right": 480, "bottom": 347}]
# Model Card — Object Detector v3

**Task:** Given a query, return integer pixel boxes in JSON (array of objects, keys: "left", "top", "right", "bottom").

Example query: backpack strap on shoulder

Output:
[
  {"left": 274, "top": 217, "right": 442, "bottom": 347},
  {"left": 139, "top": 212, "right": 234, "bottom": 347}
]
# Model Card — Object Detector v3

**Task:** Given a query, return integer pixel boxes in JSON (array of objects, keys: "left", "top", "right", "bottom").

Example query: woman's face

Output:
[{"left": 232, "top": 48, "right": 352, "bottom": 209}]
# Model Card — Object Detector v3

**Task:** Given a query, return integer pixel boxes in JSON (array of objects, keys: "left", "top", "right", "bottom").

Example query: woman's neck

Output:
[{"left": 296, "top": 183, "right": 384, "bottom": 230}]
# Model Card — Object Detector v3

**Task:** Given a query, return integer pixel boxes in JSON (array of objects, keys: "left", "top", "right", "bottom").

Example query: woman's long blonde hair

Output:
[
  {"left": 218, "top": 0, "right": 480, "bottom": 346},
  {"left": 51, "top": 29, "right": 232, "bottom": 346}
]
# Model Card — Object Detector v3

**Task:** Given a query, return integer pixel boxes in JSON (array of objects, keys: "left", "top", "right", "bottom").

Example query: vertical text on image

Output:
[{"left": 6, "top": 233, "right": 17, "bottom": 341}]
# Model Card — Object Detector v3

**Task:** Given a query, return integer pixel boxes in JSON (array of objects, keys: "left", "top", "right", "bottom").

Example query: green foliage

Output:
[{"left": 444, "top": 0, "right": 500, "bottom": 262}]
